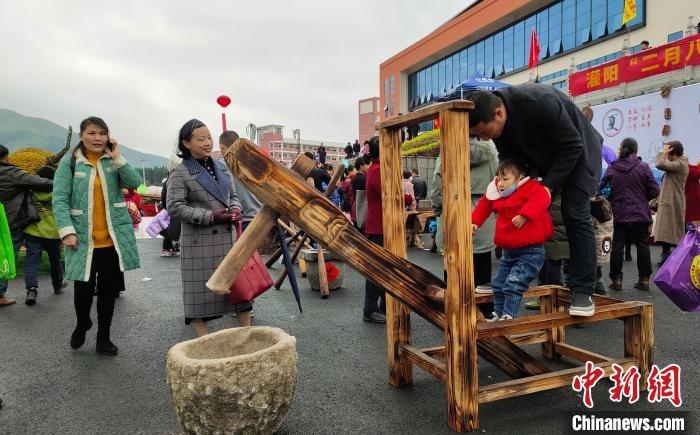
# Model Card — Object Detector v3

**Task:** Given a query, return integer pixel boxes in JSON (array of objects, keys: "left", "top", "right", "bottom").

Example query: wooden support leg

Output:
[
  {"left": 317, "top": 246, "right": 329, "bottom": 298},
  {"left": 299, "top": 256, "right": 307, "bottom": 277},
  {"left": 440, "top": 108, "right": 478, "bottom": 431},
  {"left": 624, "top": 304, "right": 654, "bottom": 390},
  {"left": 379, "top": 127, "right": 414, "bottom": 388},
  {"left": 540, "top": 293, "right": 562, "bottom": 360}
]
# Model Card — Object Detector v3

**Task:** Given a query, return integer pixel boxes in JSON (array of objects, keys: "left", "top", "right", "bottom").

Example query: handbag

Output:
[
  {"left": 652, "top": 228, "right": 700, "bottom": 312},
  {"left": 0, "top": 203, "right": 16, "bottom": 280},
  {"left": 126, "top": 200, "right": 142, "bottom": 224},
  {"left": 229, "top": 221, "right": 274, "bottom": 305},
  {"left": 146, "top": 209, "right": 170, "bottom": 238}
]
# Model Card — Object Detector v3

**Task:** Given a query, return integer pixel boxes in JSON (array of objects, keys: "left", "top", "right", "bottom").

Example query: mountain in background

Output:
[{"left": 0, "top": 108, "right": 168, "bottom": 167}]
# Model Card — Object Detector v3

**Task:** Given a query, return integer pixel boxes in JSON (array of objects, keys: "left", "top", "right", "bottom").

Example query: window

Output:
[
  {"left": 537, "top": 10, "right": 549, "bottom": 59},
  {"left": 576, "top": 0, "right": 591, "bottom": 46},
  {"left": 524, "top": 15, "right": 536, "bottom": 62},
  {"left": 668, "top": 31, "right": 683, "bottom": 42},
  {"left": 514, "top": 21, "right": 525, "bottom": 69},
  {"left": 591, "top": 0, "right": 607, "bottom": 40},
  {"left": 607, "top": 0, "right": 623, "bottom": 34},
  {"left": 493, "top": 32, "right": 504, "bottom": 76},
  {"left": 438, "top": 59, "right": 446, "bottom": 95},
  {"left": 562, "top": 0, "right": 576, "bottom": 51},
  {"left": 431, "top": 63, "right": 438, "bottom": 100},
  {"left": 445, "top": 57, "right": 453, "bottom": 93},
  {"left": 452, "top": 53, "right": 460, "bottom": 88},
  {"left": 503, "top": 26, "right": 514, "bottom": 73},
  {"left": 485, "top": 36, "right": 494, "bottom": 78},
  {"left": 467, "top": 45, "right": 476, "bottom": 77},
  {"left": 476, "top": 40, "right": 485, "bottom": 75},
  {"left": 549, "top": 3, "right": 562, "bottom": 54},
  {"left": 459, "top": 49, "right": 468, "bottom": 82},
  {"left": 390, "top": 75, "right": 395, "bottom": 116}
]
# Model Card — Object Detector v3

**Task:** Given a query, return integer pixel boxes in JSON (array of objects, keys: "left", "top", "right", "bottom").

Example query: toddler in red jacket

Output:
[{"left": 472, "top": 160, "right": 553, "bottom": 320}]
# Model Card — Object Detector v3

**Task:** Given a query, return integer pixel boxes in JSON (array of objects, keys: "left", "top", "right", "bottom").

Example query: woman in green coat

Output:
[{"left": 53, "top": 117, "right": 142, "bottom": 356}]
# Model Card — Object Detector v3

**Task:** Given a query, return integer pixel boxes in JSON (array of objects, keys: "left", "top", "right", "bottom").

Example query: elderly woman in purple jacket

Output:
[{"left": 602, "top": 138, "right": 660, "bottom": 291}]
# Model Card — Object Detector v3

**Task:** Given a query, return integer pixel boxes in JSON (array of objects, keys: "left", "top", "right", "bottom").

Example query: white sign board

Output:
[{"left": 590, "top": 82, "right": 700, "bottom": 165}]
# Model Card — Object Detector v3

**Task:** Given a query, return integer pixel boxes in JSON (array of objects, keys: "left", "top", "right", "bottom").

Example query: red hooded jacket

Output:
[{"left": 472, "top": 177, "right": 553, "bottom": 249}]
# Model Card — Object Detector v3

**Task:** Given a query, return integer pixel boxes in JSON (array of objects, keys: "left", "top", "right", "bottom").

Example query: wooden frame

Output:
[{"left": 377, "top": 102, "right": 654, "bottom": 432}]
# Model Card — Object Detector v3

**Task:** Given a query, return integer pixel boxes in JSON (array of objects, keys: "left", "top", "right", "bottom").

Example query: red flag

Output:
[{"left": 528, "top": 27, "right": 540, "bottom": 69}]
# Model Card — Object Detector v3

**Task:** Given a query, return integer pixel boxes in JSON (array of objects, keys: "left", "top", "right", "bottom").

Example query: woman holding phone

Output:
[{"left": 53, "top": 116, "right": 142, "bottom": 355}]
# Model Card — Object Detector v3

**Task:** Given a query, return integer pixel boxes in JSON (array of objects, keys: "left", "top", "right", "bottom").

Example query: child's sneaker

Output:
[
  {"left": 486, "top": 312, "right": 500, "bottom": 322},
  {"left": 475, "top": 284, "right": 493, "bottom": 294},
  {"left": 161, "top": 249, "right": 174, "bottom": 257},
  {"left": 499, "top": 314, "right": 513, "bottom": 321}
]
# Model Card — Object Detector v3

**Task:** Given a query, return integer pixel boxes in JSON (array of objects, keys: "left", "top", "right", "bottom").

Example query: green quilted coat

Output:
[{"left": 52, "top": 148, "right": 142, "bottom": 281}]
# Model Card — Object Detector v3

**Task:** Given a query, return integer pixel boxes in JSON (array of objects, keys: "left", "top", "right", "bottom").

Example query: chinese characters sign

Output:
[
  {"left": 569, "top": 33, "right": 700, "bottom": 96},
  {"left": 572, "top": 362, "right": 682, "bottom": 408}
]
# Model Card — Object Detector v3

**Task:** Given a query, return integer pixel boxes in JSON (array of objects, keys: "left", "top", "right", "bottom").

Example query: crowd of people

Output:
[{"left": 1, "top": 83, "right": 697, "bottom": 351}]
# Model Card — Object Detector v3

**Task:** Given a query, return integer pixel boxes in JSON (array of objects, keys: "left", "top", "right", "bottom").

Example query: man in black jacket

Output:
[
  {"left": 468, "top": 84, "right": 602, "bottom": 316},
  {"left": 0, "top": 144, "right": 53, "bottom": 307}
]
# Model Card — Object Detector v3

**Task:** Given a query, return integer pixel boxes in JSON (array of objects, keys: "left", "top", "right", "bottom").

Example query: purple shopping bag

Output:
[{"left": 652, "top": 229, "right": 700, "bottom": 312}]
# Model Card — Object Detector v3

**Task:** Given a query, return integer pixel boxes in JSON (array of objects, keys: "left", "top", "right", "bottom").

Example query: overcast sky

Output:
[{"left": 0, "top": 0, "right": 472, "bottom": 157}]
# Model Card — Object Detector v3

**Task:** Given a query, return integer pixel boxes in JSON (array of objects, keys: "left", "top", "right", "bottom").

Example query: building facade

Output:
[
  {"left": 358, "top": 97, "right": 380, "bottom": 145},
  {"left": 380, "top": 0, "right": 698, "bottom": 119}
]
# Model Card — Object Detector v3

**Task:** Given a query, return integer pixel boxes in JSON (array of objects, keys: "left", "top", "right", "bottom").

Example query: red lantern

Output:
[{"left": 217, "top": 95, "right": 231, "bottom": 108}]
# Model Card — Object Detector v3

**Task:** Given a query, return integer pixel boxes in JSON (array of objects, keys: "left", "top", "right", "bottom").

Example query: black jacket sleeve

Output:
[{"left": 539, "top": 93, "right": 584, "bottom": 191}]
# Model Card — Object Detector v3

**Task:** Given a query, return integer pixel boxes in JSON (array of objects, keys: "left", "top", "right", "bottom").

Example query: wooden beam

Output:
[
  {"left": 478, "top": 301, "right": 647, "bottom": 339},
  {"left": 380, "top": 126, "right": 414, "bottom": 387},
  {"left": 377, "top": 100, "right": 474, "bottom": 130},
  {"left": 476, "top": 336, "right": 552, "bottom": 378},
  {"left": 402, "top": 344, "right": 447, "bottom": 382},
  {"left": 508, "top": 331, "right": 548, "bottom": 346},
  {"left": 624, "top": 305, "right": 654, "bottom": 391},
  {"left": 554, "top": 343, "right": 613, "bottom": 364},
  {"left": 540, "top": 294, "right": 562, "bottom": 360},
  {"left": 478, "top": 358, "right": 637, "bottom": 404},
  {"left": 420, "top": 346, "right": 445, "bottom": 357},
  {"left": 475, "top": 286, "right": 554, "bottom": 305},
  {"left": 440, "top": 108, "right": 479, "bottom": 432}
]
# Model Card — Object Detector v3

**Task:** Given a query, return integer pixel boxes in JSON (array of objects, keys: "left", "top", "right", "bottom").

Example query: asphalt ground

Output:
[{"left": 0, "top": 237, "right": 697, "bottom": 434}]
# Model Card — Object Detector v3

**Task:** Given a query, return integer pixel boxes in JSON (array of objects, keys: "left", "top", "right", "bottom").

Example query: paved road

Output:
[{"left": 0, "top": 238, "right": 696, "bottom": 434}]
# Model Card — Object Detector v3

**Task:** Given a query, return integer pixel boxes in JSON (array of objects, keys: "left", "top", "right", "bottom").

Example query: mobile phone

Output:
[{"left": 106, "top": 136, "right": 113, "bottom": 151}]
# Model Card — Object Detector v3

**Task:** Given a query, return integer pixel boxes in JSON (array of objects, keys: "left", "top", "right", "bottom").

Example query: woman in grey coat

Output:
[{"left": 167, "top": 119, "right": 249, "bottom": 337}]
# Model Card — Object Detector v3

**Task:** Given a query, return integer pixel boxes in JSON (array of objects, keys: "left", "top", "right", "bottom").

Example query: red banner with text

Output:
[{"left": 569, "top": 33, "right": 700, "bottom": 96}]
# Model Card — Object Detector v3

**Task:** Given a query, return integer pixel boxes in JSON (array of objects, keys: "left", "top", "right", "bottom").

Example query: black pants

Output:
[
  {"left": 73, "top": 247, "right": 124, "bottom": 340},
  {"left": 364, "top": 234, "right": 386, "bottom": 314},
  {"left": 610, "top": 222, "right": 652, "bottom": 279},
  {"left": 443, "top": 251, "right": 493, "bottom": 317},
  {"left": 560, "top": 186, "right": 597, "bottom": 296},
  {"left": 538, "top": 259, "right": 564, "bottom": 286}
]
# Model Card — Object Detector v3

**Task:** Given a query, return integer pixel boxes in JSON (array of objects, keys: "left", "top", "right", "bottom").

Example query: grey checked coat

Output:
[{"left": 166, "top": 158, "right": 243, "bottom": 319}]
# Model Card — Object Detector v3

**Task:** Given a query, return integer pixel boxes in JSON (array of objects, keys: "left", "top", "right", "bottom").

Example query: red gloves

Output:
[
  {"left": 212, "top": 208, "right": 233, "bottom": 224},
  {"left": 212, "top": 208, "right": 243, "bottom": 225}
]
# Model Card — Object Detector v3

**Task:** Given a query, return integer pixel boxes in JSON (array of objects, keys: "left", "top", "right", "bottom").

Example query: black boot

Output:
[
  {"left": 95, "top": 289, "right": 117, "bottom": 356},
  {"left": 71, "top": 285, "right": 94, "bottom": 349}
]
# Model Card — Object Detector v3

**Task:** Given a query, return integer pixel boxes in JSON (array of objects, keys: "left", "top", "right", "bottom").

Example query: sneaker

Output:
[
  {"left": 569, "top": 293, "right": 595, "bottom": 317},
  {"left": 160, "top": 249, "right": 174, "bottom": 257},
  {"left": 475, "top": 284, "right": 493, "bottom": 294},
  {"left": 486, "top": 312, "right": 500, "bottom": 322},
  {"left": 25, "top": 288, "right": 38, "bottom": 306},
  {"left": 0, "top": 297, "right": 16, "bottom": 307},
  {"left": 362, "top": 312, "right": 386, "bottom": 323},
  {"left": 499, "top": 314, "right": 513, "bottom": 321}
]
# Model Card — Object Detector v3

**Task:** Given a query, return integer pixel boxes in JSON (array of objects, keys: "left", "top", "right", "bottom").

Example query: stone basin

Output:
[{"left": 166, "top": 326, "right": 298, "bottom": 435}]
